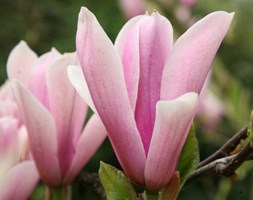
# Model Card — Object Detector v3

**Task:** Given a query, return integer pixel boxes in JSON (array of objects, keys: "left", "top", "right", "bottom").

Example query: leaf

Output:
[
  {"left": 177, "top": 124, "right": 200, "bottom": 187},
  {"left": 98, "top": 161, "right": 137, "bottom": 200}
]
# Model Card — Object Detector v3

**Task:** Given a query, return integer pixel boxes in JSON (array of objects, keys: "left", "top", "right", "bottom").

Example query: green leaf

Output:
[
  {"left": 178, "top": 124, "right": 200, "bottom": 187},
  {"left": 98, "top": 161, "right": 137, "bottom": 200}
]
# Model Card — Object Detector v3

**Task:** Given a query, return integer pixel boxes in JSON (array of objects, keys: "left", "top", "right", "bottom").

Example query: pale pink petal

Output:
[
  {"left": 0, "top": 101, "right": 18, "bottom": 119},
  {"left": 161, "top": 11, "right": 234, "bottom": 100},
  {"left": 76, "top": 7, "right": 146, "bottom": 184},
  {"left": 115, "top": 16, "right": 142, "bottom": 111},
  {"left": 135, "top": 13, "right": 173, "bottom": 154},
  {"left": 7, "top": 41, "right": 38, "bottom": 86},
  {"left": 17, "top": 125, "right": 30, "bottom": 161},
  {"left": 0, "top": 118, "right": 20, "bottom": 172},
  {"left": 46, "top": 53, "right": 87, "bottom": 177},
  {"left": 28, "top": 48, "right": 61, "bottom": 109},
  {"left": 0, "top": 81, "right": 15, "bottom": 100},
  {"left": 12, "top": 81, "right": 61, "bottom": 186},
  {"left": 0, "top": 117, "right": 19, "bottom": 158},
  {"left": 144, "top": 93, "right": 198, "bottom": 190},
  {"left": 63, "top": 115, "right": 107, "bottom": 184},
  {"left": 0, "top": 161, "right": 39, "bottom": 200},
  {"left": 67, "top": 65, "right": 97, "bottom": 114}
]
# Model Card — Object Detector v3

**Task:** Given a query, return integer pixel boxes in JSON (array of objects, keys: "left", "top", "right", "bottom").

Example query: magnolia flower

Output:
[
  {"left": 69, "top": 7, "right": 233, "bottom": 190},
  {"left": 0, "top": 82, "right": 39, "bottom": 200},
  {"left": 9, "top": 41, "right": 107, "bottom": 187}
]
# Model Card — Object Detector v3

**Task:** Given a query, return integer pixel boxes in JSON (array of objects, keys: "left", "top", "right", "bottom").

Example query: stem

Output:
[
  {"left": 45, "top": 186, "right": 71, "bottom": 200},
  {"left": 140, "top": 190, "right": 160, "bottom": 200}
]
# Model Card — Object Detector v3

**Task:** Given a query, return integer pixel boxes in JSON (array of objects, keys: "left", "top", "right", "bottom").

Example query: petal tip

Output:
[{"left": 79, "top": 7, "right": 91, "bottom": 23}]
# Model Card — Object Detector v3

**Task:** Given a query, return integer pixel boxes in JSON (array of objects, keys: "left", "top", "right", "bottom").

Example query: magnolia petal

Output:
[
  {"left": 115, "top": 16, "right": 142, "bottom": 111},
  {"left": 144, "top": 93, "right": 198, "bottom": 190},
  {"left": 161, "top": 11, "right": 234, "bottom": 100},
  {"left": 12, "top": 80, "right": 61, "bottom": 186},
  {"left": 116, "top": 12, "right": 173, "bottom": 154},
  {"left": 76, "top": 7, "right": 146, "bottom": 184},
  {"left": 46, "top": 53, "right": 87, "bottom": 177},
  {"left": 7, "top": 41, "right": 38, "bottom": 86},
  {"left": 67, "top": 65, "right": 97, "bottom": 114},
  {"left": 28, "top": 48, "right": 61, "bottom": 109},
  {"left": 0, "top": 117, "right": 19, "bottom": 157},
  {"left": 135, "top": 12, "right": 173, "bottom": 153},
  {"left": 0, "top": 161, "right": 39, "bottom": 200},
  {"left": 63, "top": 115, "right": 107, "bottom": 184}
]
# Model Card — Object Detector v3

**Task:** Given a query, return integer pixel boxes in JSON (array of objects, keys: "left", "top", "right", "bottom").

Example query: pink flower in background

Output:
[
  {"left": 197, "top": 74, "right": 224, "bottom": 130},
  {"left": 8, "top": 41, "right": 107, "bottom": 187},
  {"left": 0, "top": 82, "right": 39, "bottom": 200},
  {"left": 198, "top": 90, "right": 224, "bottom": 129},
  {"left": 119, "top": 0, "right": 146, "bottom": 19},
  {"left": 70, "top": 7, "right": 233, "bottom": 190},
  {"left": 181, "top": 0, "right": 197, "bottom": 7}
]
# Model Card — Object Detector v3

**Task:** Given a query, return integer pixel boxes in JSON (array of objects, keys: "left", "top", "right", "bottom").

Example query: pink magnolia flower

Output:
[
  {"left": 8, "top": 41, "right": 107, "bottom": 187},
  {"left": 0, "top": 82, "right": 39, "bottom": 200},
  {"left": 69, "top": 7, "right": 233, "bottom": 190}
]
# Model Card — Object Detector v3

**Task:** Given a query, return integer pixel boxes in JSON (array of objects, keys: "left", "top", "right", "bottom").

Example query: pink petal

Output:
[
  {"left": 161, "top": 11, "right": 234, "bottom": 100},
  {"left": 46, "top": 53, "right": 87, "bottom": 178},
  {"left": 115, "top": 16, "right": 142, "bottom": 111},
  {"left": 7, "top": 41, "right": 38, "bottom": 86},
  {"left": 12, "top": 81, "right": 61, "bottom": 186},
  {"left": 63, "top": 115, "right": 107, "bottom": 184},
  {"left": 0, "top": 161, "right": 39, "bottom": 200},
  {"left": 0, "top": 117, "right": 19, "bottom": 156},
  {"left": 76, "top": 7, "right": 146, "bottom": 185},
  {"left": 134, "top": 13, "right": 173, "bottom": 154},
  {"left": 67, "top": 65, "right": 97, "bottom": 114},
  {"left": 144, "top": 92, "right": 198, "bottom": 190},
  {"left": 28, "top": 48, "right": 61, "bottom": 109}
]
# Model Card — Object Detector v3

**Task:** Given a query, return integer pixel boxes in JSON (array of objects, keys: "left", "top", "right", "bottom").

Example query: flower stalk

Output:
[
  {"left": 141, "top": 190, "right": 160, "bottom": 200},
  {"left": 45, "top": 186, "right": 71, "bottom": 200}
]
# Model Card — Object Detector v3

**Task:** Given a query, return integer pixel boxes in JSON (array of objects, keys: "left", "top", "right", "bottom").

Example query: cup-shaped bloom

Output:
[
  {"left": 71, "top": 7, "right": 233, "bottom": 190},
  {"left": 8, "top": 41, "right": 107, "bottom": 187},
  {"left": 0, "top": 81, "right": 38, "bottom": 200},
  {"left": 0, "top": 115, "right": 39, "bottom": 200}
]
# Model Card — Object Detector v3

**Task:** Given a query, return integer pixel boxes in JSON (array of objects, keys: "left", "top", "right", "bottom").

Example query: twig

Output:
[
  {"left": 184, "top": 140, "right": 253, "bottom": 188},
  {"left": 198, "top": 126, "right": 248, "bottom": 168},
  {"left": 215, "top": 141, "right": 253, "bottom": 176}
]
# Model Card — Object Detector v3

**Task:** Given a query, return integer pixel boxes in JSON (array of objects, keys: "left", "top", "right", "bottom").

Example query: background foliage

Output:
[{"left": 1, "top": 0, "right": 253, "bottom": 199}]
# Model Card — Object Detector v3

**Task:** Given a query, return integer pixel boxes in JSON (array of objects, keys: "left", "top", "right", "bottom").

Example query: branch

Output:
[
  {"left": 198, "top": 126, "right": 248, "bottom": 168},
  {"left": 184, "top": 140, "right": 253, "bottom": 188}
]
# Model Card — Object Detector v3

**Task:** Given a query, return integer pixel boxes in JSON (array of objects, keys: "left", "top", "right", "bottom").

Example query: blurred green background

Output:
[{"left": 1, "top": 0, "right": 253, "bottom": 199}]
